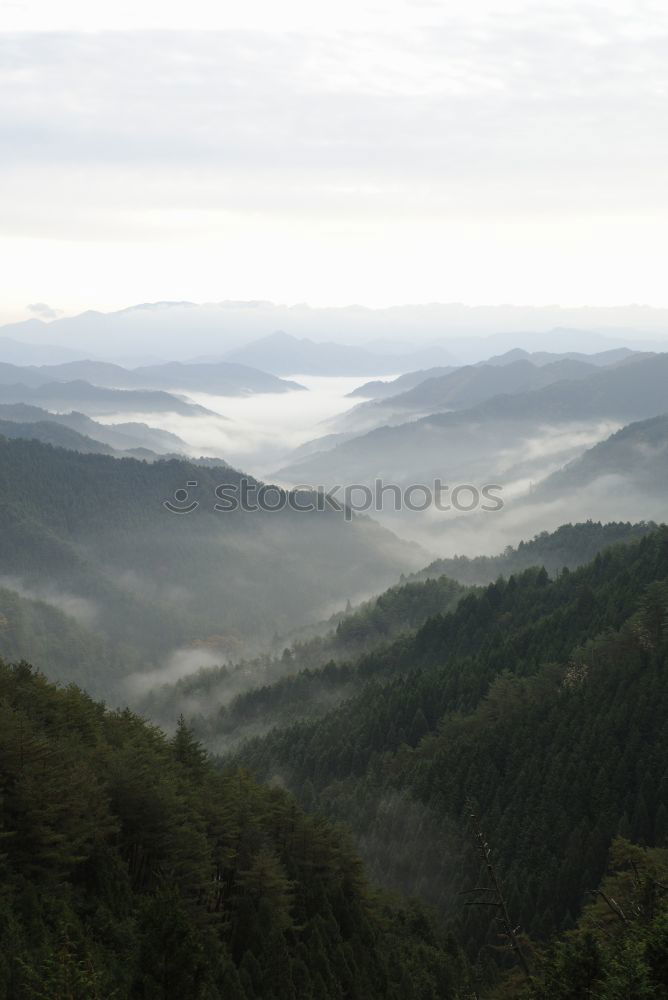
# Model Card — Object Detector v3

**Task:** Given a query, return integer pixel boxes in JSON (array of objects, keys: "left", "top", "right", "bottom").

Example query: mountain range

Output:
[
  {"left": 532, "top": 412, "right": 668, "bottom": 499},
  {"left": 3, "top": 301, "right": 668, "bottom": 367},
  {"left": 347, "top": 348, "right": 637, "bottom": 400},
  {"left": 332, "top": 357, "right": 608, "bottom": 437},
  {"left": 0, "top": 358, "right": 304, "bottom": 395},
  {"left": 0, "top": 403, "right": 189, "bottom": 453},
  {"left": 0, "top": 436, "right": 422, "bottom": 700},
  {"left": 275, "top": 353, "right": 668, "bottom": 493},
  {"left": 0, "top": 380, "right": 220, "bottom": 417},
  {"left": 223, "top": 331, "right": 459, "bottom": 375},
  {"left": 227, "top": 524, "right": 668, "bottom": 996}
]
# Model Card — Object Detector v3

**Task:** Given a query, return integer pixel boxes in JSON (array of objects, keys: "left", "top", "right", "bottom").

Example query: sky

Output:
[{"left": 1, "top": 0, "right": 667, "bottom": 323}]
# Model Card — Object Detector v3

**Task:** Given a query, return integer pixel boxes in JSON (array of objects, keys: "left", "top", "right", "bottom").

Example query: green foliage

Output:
[
  {"left": 507, "top": 839, "right": 668, "bottom": 999},
  {"left": 142, "top": 573, "right": 466, "bottom": 744},
  {"left": 0, "top": 435, "right": 416, "bottom": 700},
  {"left": 0, "top": 585, "right": 125, "bottom": 699},
  {"left": 231, "top": 526, "right": 668, "bottom": 983},
  {"left": 0, "top": 661, "right": 467, "bottom": 999},
  {"left": 147, "top": 522, "right": 651, "bottom": 749},
  {"left": 412, "top": 520, "right": 656, "bottom": 586}
]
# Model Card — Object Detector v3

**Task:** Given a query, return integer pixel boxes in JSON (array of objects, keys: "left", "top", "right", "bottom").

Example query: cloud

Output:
[
  {"left": 27, "top": 301, "right": 62, "bottom": 319},
  {"left": 123, "top": 645, "right": 223, "bottom": 697},
  {"left": 1, "top": 3, "right": 667, "bottom": 311},
  {"left": 2, "top": 10, "right": 667, "bottom": 191}
]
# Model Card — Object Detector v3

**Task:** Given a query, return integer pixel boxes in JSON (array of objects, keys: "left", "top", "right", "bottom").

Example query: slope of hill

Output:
[
  {"left": 375, "top": 358, "right": 597, "bottom": 413},
  {"left": 0, "top": 437, "right": 421, "bottom": 698},
  {"left": 0, "top": 584, "right": 124, "bottom": 696},
  {"left": 132, "top": 360, "right": 305, "bottom": 394},
  {"left": 148, "top": 521, "right": 653, "bottom": 749},
  {"left": 0, "top": 402, "right": 189, "bottom": 453},
  {"left": 345, "top": 348, "right": 637, "bottom": 406},
  {"left": 138, "top": 573, "right": 468, "bottom": 737},
  {"left": 225, "top": 331, "right": 459, "bottom": 375},
  {"left": 482, "top": 346, "right": 640, "bottom": 367},
  {"left": 0, "top": 359, "right": 305, "bottom": 395},
  {"left": 330, "top": 358, "right": 601, "bottom": 437},
  {"left": 0, "top": 660, "right": 467, "bottom": 999},
  {"left": 532, "top": 413, "right": 668, "bottom": 498},
  {"left": 233, "top": 527, "right": 668, "bottom": 982},
  {"left": 0, "top": 330, "right": 84, "bottom": 365},
  {"left": 347, "top": 366, "right": 458, "bottom": 399},
  {"left": 0, "top": 380, "right": 218, "bottom": 417},
  {"left": 0, "top": 418, "right": 204, "bottom": 465},
  {"left": 410, "top": 520, "right": 657, "bottom": 585},
  {"left": 0, "top": 418, "right": 117, "bottom": 455},
  {"left": 276, "top": 353, "right": 668, "bottom": 493}
]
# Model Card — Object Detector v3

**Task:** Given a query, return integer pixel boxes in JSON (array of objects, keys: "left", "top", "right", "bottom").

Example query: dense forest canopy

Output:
[
  {"left": 231, "top": 526, "right": 668, "bottom": 992},
  {"left": 0, "top": 661, "right": 470, "bottom": 999},
  {"left": 2, "top": 524, "right": 668, "bottom": 996},
  {"left": 0, "top": 436, "right": 419, "bottom": 700},
  {"left": 1, "top": 458, "right": 668, "bottom": 995}
]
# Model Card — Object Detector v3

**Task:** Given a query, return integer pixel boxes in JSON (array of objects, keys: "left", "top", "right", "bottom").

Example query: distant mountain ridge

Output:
[
  {"left": 0, "top": 380, "right": 219, "bottom": 417},
  {"left": 3, "top": 302, "right": 668, "bottom": 364},
  {"left": 275, "top": 352, "right": 668, "bottom": 493},
  {"left": 346, "top": 348, "right": 641, "bottom": 403},
  {"left": 224, "top": 331, "right": 459, "bottom": 375},
  {"left": 0, "top": 418, "right": 117, "bottom": 456},
  {"left": 356, "top": 358, "right": 600, "bottom": 416},
  {"left": 0, "top": 332, "right": 85, "bottom": 365},
  {"left": 0, "top": 358, "right": 304, "bottom": 396},
  {"left": 0, "top": 403, "right": 189, "bottom": 453},
  {"left": 347, "top": 366, "right": 458, "bottom": 399}
]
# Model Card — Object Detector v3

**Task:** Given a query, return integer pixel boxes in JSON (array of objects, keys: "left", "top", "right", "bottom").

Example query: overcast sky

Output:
[{"left": 1, "top": 0, "right": 667, "bottom": 323}]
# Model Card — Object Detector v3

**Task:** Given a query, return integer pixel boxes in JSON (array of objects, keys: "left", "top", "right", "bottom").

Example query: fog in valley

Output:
[
  {"left": 5, "top": 3, "right": 668, "bottom": 989},
  {"left": 103, "top": 374, "right": 389, "bottom": 476},
  {"left": 2, "top": 323, "right": 667, "bottom": 720}
]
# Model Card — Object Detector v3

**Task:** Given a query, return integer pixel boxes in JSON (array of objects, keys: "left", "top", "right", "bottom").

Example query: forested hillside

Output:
[
  {"left": 0, "top": 661, "right": 469, "bottom": 1000},
  {"left": 0, "top": 585, "right": 125, "bottom": 695},
  {"left": 0, "top": 436, "right": 419, "bottom": 698},
  {"left": 140, "top": 573, "right": 467, "bottom": 738},
  {"left": 148, "top": 521, "right": 654, "bottom": 749},
  {"left": 234, "top": 527, "right": 668, "bottom": 988},
  {"left": 512, "top": 838, "right": 668, "bottom": 999},
  {"left": 411, "top": 519, "right": 656, "bottom": 585},
  {"left": 0, "top": 418, "right": 117, "bottom": 454},
  {"left": 0, "top": 403, "right": 191, "bottom": 454}
]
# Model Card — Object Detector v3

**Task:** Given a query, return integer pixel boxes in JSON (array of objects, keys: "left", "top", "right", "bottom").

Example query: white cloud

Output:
[{"left": 0, "top": 3, "right": 667, "bottom": 317}]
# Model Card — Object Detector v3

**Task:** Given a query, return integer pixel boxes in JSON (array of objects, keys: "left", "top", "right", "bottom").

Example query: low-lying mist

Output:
[
  {"left": 0, "top": 575, "right": 100, "bottom": 627},
  {"left": 95, "top": 375, "right": 379, "bottom": 476}
]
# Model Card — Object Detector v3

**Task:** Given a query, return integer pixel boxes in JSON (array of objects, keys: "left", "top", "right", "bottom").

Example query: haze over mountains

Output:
[
  {"left": 276, "top": 352, "right": 668, "bottom": 487},
  {"left": 0, "top": 404, "right": 199, "bottom": 461},
  {"left": 0, "top": 436, "right": 422, "bottom": 700},
  {"left": 3, "top": 301, "right": 668, "bottom": 366},
  {"left": 224, "top": 331, "right": 459, "bottom": 375},
  {"left": 533, "top": 413, "right": 668, "bottom": 501},
  {"left": 7, "top": 0, "right": 668, "bottom": 986},
  {"left": 0, "top": 317, "right": 665, "bottom": 556},
  {"left": 329, "top": 357, "right": 616, "bottom": 437},
  {"left": 0, "top": 380, "right": 218, "bottom": 417},
  {"left": 0, "top": 403, "right": 189, "bottom": 452},
  {"left": 3, "top": 302, "right": 668, "bottom": 997},
  {"left": 0, "top": 358, "right": 303, "bottom": 394}
]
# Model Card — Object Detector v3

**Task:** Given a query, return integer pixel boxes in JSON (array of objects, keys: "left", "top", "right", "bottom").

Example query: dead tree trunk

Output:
[{"left": 462, "top": 799, "right": 534, "bottom": 985}]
